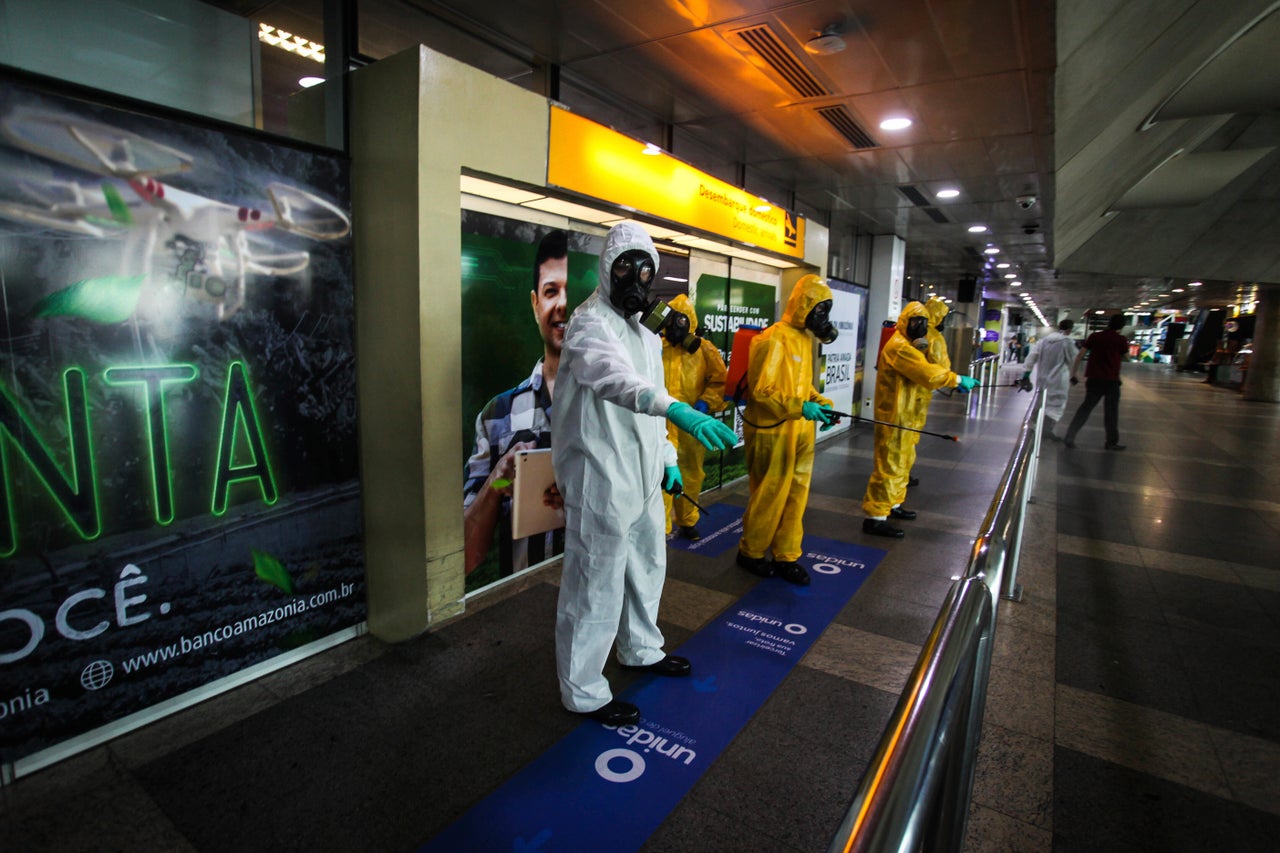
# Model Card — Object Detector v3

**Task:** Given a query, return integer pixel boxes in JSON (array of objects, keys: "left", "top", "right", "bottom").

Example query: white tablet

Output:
[{"left": 510, "top": 447, "right": 565, "bottom": 539}]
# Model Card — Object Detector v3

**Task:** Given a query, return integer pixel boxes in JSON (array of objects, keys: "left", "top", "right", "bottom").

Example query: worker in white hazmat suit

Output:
[
  {"left": 553, "top": 222, "right": 738, "bottom": 726},
  {"left": 1021, "top": 318, "right": 1077, "bottom": 440}
]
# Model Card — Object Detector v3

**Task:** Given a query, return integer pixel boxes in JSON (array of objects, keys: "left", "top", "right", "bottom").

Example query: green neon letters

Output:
[
  {"left": 0, "top": 368, "right": 101, "bottom": 557},
  {"left": 211, "top": 361, "right": 277, "bottom": 515},
  {"left": 103, "top": 364, "right": 199, "bottom": 526},
  {"left": 0, "top": 361, "right": 276, "bottom": 556}
]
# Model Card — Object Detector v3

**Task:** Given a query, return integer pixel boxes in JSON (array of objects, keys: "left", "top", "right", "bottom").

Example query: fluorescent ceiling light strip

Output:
[{"left": 259, "top": 23, "right": 326, "bottom": 63}]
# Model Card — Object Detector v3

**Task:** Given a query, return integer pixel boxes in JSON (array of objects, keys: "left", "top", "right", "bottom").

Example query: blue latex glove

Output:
[
  {"left": 693, "top": 400, "right": 710, "bottom": 414},
  {"left": 801, "top": 401, "right": 838, "bottom": 430},
  {"left": 955, "top": 375, "right": 979, "bottom": 393},
  {"left": 667, "top": 401, "right": 737, "bottom": 451},
  {"left": 662, "top": 465, "right": 683, "bottom": 493}
]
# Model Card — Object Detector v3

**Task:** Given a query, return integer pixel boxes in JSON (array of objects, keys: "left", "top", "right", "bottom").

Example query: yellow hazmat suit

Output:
[
  {"left": 662, "top": 294, "right": 728, "bottom": 532},
  {"left": 925, "top": 297, "right": 951, "bottom": 370},
  {"left": 862, "top": 301, "right": 961, "bottom": 518},
  {"left": 904, "top": 296, "right": 953, "bottom": 464},
  {"left": 738, "top": 275, "right": 834, "bottom": 563}
]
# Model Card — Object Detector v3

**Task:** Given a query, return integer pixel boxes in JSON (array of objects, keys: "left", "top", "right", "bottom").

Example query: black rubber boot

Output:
[
  {"left": 772, "top": 561, "right": 810, "bottom": 585},
  {"left": 862, "top": 518, "right": 905, "bottom": 539},
  {"left": 736, "top": 551, "right": 774, "bottom": 577}
]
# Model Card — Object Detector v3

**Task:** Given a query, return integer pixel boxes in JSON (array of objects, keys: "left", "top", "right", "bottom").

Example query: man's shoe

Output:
[
  {"left": 772, "top": 561, "right": 810, "bottom": 586},
  {"left": 578, "top": 699, "right": 640, "bottom": 726},
  {"left": 621, "top": 654, "right": 691, "bottom": 677},
  {"left": 862, "top": 518, "right": 905, "bottom": 539},
  {"left": 1105, "top": 443, "right": 1126, "bottom": 451},
  {"left": 908, "top": 476, "right": 920, "bottom": 488},
  {"left": 889, "top": 506, "right": 917, "bottom": 521},
  {"left": 736, "top": 551, "right": 774, "bottom": 577},
  {"left": 677, "top": 525, "right": 701, "bottom": 541},
  {"left": 1063, "top": 437, "right": 1076, "bottom": 449}
]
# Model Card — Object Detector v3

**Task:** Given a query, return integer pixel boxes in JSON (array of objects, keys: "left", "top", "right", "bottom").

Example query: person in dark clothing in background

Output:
[{"left": 1063, "top": 314, "right": 1129, "bottom": 450}]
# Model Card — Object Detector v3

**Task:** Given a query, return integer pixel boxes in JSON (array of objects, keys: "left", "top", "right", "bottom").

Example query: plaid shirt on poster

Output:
[{"left": 463, "top": 359, "right": 564, "bottom": 576}]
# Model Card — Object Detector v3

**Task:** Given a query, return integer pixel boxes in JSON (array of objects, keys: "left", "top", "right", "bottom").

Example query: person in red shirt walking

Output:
[{"left": 1063, "top": 314, "right": 1129, "bottom": 450}]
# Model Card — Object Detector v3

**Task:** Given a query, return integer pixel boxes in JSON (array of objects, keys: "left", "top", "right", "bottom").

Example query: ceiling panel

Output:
[
  {"left": 845, "top": 0, "right": 955, "bottom": 86},
  {"left": 205, "top": 0, "right": 1279, "bottom": 316},
  {"left": 927, "top": 0, "right": 1027, "bottom": 78},
  {"left": 895, "top": 139, "right": 994, "bottom": 182}
]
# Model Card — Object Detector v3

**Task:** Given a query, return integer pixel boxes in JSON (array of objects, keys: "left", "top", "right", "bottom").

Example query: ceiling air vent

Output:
[
  {"left": 898, "top": 185, "right": 931, "bottom": 206},
  {"left": 898, "top": 184, "right": 949, "bottom": 223},
  {"left": 815, "top": 105, "right": 877, "bottom": 149},
  {"left": 736, "top": 25, "right": 831, "bottom": 99}
]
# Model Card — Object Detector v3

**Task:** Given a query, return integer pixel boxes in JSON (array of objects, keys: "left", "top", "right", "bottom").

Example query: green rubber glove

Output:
[
  {"left": 667, "top": 401, "right": 738, "bottom": 451},
  {"left": 955, "top": 375, "right": 979, "bottom": 393},
  {"left": 801, "top": 401, "right": 838, "bottom": 430},
  {"left": 662, "top": 465, "right": 683, "bottom": 493}
]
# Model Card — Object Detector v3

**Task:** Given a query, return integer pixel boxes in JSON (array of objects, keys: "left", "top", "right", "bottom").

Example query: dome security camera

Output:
[{"left": 1016, "top": 194, "right": 1038, "bottom": 209}]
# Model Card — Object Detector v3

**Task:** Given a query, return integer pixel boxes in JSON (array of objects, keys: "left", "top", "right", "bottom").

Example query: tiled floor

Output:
[
  {"left": 2, "top": 364, "right": 1277, "bottom": 851},
  {"left": 975, "top": 365, "right": 1280, "bottom": 852}
]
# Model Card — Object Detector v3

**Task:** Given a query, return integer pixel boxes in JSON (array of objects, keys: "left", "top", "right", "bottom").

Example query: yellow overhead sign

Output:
[{"left": 547, "top": 106, "right": 804, "bottom": 259}]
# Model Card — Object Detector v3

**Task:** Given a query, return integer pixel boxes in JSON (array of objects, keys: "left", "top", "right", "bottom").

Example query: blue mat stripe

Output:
[
  {"left": 666, "top": 503, "right": 744, "bottom": 556},
  {"left": 421, "top": 536, "right": 885, "bottom": 853}
]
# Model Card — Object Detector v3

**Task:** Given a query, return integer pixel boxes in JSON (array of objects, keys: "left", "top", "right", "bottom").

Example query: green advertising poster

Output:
[
  {"left": 460, "top": 211, "right": 601, "bottom": 593},
  {"left": 0, "top": 77, "right": 361, "bottom": 766},
  {"left": 691, "top": 268, "right": 778, "bottom": 491}
]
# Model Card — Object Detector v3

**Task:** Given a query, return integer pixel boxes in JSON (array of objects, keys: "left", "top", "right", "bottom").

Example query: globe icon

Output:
[{"left": 81, "top": 659, "right": 115, "bottom": 691}]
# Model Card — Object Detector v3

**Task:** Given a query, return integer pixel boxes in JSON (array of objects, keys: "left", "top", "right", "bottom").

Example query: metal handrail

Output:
[
  {"left": 828, "top": 388, "right": 1044, "bottom": 853},
  {"left": 969, "top": 353, "right": 1001, "bottom": 388}
]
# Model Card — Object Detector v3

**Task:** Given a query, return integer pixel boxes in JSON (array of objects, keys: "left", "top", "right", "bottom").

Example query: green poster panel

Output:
[{"left": 692, "top": 274, "right": 777, "bottom": 491}]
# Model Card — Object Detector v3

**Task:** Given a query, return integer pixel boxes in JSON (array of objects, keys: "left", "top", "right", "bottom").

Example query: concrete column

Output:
[
  {"left": 862, "top": 234, "right": 904, "bottom": 415},
  {"left": 1242, "top": 287, "right": 1280, "bottom": 402}
]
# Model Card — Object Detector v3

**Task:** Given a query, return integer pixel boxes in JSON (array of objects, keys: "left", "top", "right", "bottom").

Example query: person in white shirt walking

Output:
[{"left": 1022, "top": 318, "right": 1078, "bottom": 441}]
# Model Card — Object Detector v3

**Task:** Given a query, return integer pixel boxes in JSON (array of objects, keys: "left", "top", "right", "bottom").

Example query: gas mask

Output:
[
  {"left": 608, "top": 249, "right": 656, "bottom": 316},
  {"left": 639, "top": 300, "right": 702, "bottom": 353},
  {"left": 906, "top": 315, "right": 929, "bottom": 352},
  {"left": 935, "top": 312, "right": 949, "bottom": 332},
  {"left": 805, "top": 299, "right": 838, "bottom": 344}
]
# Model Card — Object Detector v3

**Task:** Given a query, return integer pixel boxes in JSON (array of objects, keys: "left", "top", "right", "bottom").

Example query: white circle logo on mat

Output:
[
  {"left": 812, "top": 563, "right": 841, "bottom": 575},
  {"left": 595, "top": 748, "right": 646, "bottom": 783},
  {"left": 784, "top": 623, "right": 807, "bottom": 635}
]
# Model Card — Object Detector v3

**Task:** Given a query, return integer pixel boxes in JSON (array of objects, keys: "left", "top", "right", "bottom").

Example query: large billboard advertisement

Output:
[
  {"left": 460, "top": 210, "right": 602, "bottom": 593},
  {"left": 0, "top": 76, "right": 362, "bottom": 766},
  {"left": 818, "top": 279, "right": 868, "bottom": 431}
]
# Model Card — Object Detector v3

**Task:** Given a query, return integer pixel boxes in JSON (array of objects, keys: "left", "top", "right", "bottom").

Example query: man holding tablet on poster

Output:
[{"left": 463, "top": 229, "right": 569, "bottom": 579}]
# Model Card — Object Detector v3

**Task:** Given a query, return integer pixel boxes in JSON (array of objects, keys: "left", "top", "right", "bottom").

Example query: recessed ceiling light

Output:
[
  {"left": 1172, "top": 288, "right": 1185, "bottom": 293},
  {"left": 1019, "top": 292, "right": 1030, "bottom": 297},
  {"left": 968, "top": 225, "right": 988, "bottom": 233},
  {"left": 996, "top": 262, "right": 1010, "bottom": 269},
  {"left": 1188, "top": 281, "right": 1203, "bottom": 287},
  {"left": 299, "top": 76, "right": 324, "bottom": 88},
  {"left": 1096, "top": 310, "right": 1107, "bottom": 315},
  {"left": 1158, "top": 293, "right": 1170, "bottom": 297},
  {"left": 880, "top": 117, "right": 913, "bottom": 131},
  {"left": 1004, "top": 273, "right": 1017, "bottom": 279},
  {"left": 936, "top": 188, "right": 960, "bottom": 199},
  {"left": 984, "top": 247, "right": 1000, "bottom": 254}
]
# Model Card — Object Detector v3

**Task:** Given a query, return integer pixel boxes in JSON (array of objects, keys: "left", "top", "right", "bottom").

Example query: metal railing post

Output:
[{"left": 828, "top": 387, "right": 1043, "bottom": 853}]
